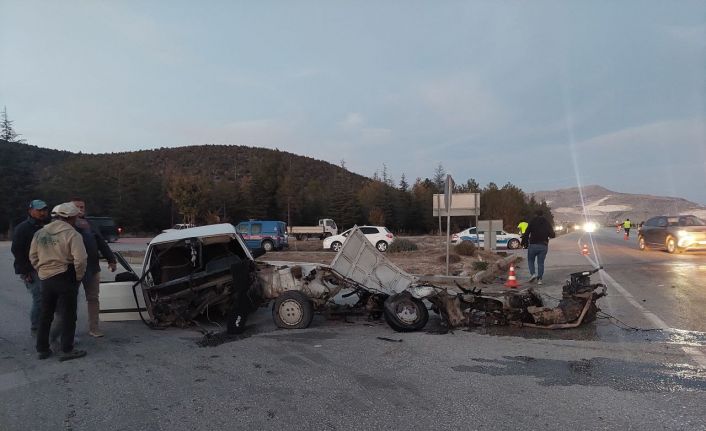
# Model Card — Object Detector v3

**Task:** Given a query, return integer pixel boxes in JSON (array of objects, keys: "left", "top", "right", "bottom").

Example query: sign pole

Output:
[{"left": 445, "top": 175, "right": 454, "bottom": 276}]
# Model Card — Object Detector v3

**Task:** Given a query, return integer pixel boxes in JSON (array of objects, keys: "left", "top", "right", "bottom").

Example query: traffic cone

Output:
[
  {"left": 581, "top": 244, "right": 589, "bottom": 256},
  {"left": 623, "top": 233, "right": 628, "bottom": 241},
  {"left": 504, "top": 263, "right": 519, "bottom": 288}
]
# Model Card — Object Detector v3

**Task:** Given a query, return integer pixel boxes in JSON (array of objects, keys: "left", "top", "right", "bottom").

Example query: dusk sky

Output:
[{"left": 2, "top": 1, "right": 705, "bottom": 203}]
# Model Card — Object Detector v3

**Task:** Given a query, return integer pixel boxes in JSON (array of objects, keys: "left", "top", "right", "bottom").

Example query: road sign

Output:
[{"left": 432, "top": 193, "right": 480, "bottom": 217}]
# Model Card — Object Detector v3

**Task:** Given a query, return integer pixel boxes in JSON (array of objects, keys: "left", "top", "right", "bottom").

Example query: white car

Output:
[
  {"left": 451, "top": 227, "right": 522, "bottom": 249},
  {"left": 323, "top": 225, "right": 394, "bottom": 252}
]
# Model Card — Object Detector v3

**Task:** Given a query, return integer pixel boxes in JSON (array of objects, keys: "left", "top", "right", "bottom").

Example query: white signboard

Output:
[{"left": 432, "top": 193, "right": 480, "bottom": 217}]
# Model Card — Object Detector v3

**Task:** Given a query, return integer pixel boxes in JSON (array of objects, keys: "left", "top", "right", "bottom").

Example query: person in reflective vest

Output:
[{"left": 623, "top": 219, "right": 632, "bottom": 238}]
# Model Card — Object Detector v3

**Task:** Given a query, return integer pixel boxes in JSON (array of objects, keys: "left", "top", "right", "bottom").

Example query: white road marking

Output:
[{"left": 585, "top": 254, "right": 706, "bottom": 369}]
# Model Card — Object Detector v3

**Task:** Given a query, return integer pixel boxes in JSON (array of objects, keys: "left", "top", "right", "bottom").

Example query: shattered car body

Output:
[
  {"left": 100, "top": 225, "right": 607, "bottom": 334},
  {"left": 327, "top": 228, "right": 608, "bottom": 332},
  {"left": 100, "top": 224, "right": 348, "bottom": 332}
]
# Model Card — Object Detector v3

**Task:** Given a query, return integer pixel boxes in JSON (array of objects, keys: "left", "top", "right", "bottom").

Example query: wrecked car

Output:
[
  {"left": 100, "top": 224, "right": 347, "bottom": 333},
  {"left": 100, "top": 224, "right": 607, "bottom": 334}
]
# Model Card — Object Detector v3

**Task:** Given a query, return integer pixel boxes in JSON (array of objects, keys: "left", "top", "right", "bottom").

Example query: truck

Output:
[{"left": 288, "top": 218, "right": 338, "bottom": 240}]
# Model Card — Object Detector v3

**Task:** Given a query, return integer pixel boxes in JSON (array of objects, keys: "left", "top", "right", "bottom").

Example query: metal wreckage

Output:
[{"left": 100, "top": 224, "right": 607, "bottom": 334}]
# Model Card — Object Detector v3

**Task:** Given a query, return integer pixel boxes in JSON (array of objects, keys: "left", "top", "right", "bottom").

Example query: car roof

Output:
[{"left": 151, "top": 223, "right": 238, "bottom": 245}]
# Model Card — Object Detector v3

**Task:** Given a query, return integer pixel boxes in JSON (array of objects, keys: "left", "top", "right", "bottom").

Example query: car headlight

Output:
[{"left": 583, "top": 222, "right": 597, "bottom": 233}]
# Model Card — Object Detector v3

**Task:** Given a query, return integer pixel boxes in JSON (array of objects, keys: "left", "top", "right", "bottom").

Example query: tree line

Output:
[{"left": 1, "top": 122, "right": 552, "bottom": 237}]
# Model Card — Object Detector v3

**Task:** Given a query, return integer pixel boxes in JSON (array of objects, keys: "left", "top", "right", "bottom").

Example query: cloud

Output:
[
  {"left": 665, "top": 24, "right": 706, "bottom": 48},
  {"left": 576, "top": 118, "right": 705, "bottom": 156},
  {"left": 338, "top": 112, "right": 366, "bottom": 130},
  {"left": 419, "top": 75, "right": 508, "bottom": 132}
]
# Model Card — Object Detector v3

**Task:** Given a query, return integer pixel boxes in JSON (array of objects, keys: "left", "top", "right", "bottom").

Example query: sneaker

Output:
[
  {"left": 88, "top": 330, "right": 104, "bottom": 338},
  {"left": 528, "top": 275, "right": 537, "bottom": 283},
  {"left": 59, "top": 349, "right": 87, "bottom": 362},
  {"left": 38, "top": 350, "right": 52, "bottom": 360},
  {"left": 537, "top": 279, "right": 543, "bottom": 285}
]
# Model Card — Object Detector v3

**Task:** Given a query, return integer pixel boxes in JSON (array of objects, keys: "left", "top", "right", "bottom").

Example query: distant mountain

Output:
[{"left": 531, "top": 185, "right": 706, "bottom": 224}]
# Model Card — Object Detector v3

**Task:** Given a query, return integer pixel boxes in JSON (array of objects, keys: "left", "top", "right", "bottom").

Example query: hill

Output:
[{"left": 531, "top": 185, "right": 705, "bottom": 224}]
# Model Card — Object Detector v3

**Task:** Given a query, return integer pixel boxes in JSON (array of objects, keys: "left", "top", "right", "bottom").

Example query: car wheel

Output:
[
  {"left": 272, "top": 291, "right": 314, "bottom": 329},
  {"left": 262, "top": 240, "right": 274, "bottom": 252},
  {"left": 638, "top": 236, "right": 647, "bottom": 251},
  {"left": 665, "top": 236, "right": 680, "bottom": 254},
  {"left": 331, "top": 241, "right": 343, "bottom": 252},
  {"left": 507, "top": 238, "right": 520, "bottom": 250},
  {"left": 383, "top": 293, "right": 429, "bottom": 332},
  {"left": 376, "top": 241, "right": 388, "bottom": 252}
]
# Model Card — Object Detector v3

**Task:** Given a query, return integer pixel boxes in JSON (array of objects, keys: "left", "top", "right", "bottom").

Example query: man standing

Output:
[
  {"left": 71, "top": 198, "right": 116, "bottom": 337},
  {"left": 521, "top": 210, "right": 556, "bottom": 286},
  {"left": 30, "top": 202, "right": 88, "bottom": 361},
  {"left": 517, "top": 220, "right": 529, "bottom": 235},
  {"left": 623, "top": 218, "right": 632, "bottom": 239},
  {"left": 11, "top": 199, "right": 50, "bottom": 336}
]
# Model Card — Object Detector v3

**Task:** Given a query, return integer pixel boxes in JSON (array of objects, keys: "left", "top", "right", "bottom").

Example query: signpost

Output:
[
  {"left": 432, "top": 186, "right": 480, "bottom": 275},
  {"left": 477, "top": 219, "right": 504, "bottom": 252}
]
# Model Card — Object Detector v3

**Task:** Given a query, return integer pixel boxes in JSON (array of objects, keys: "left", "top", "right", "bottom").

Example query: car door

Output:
[
  {"left": 99, "top": 252, "right": 146, "bottom": 322},
  {"left": 495, "top": 230, "right": 508, "bottom": 247},
  {"left": 648, "top": 217, "right": 668, "bottom": 246}
]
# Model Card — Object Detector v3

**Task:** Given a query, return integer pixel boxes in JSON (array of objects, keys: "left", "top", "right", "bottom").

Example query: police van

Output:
[{"left": 235, "top": 220, "right": 288, "bottom": 252}]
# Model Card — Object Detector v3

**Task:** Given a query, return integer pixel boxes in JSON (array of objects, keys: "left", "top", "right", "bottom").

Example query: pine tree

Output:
[{"left": 0, "top": 107, "right": 25, "bottom": 143}]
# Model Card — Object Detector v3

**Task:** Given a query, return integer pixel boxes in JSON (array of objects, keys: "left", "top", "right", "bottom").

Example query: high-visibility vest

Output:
[
  {"left": 623, "top": 220, "right": 631, "bottom": 229},
  {"left": 518, "top": 222, "right": 528, "bottom": 234}
]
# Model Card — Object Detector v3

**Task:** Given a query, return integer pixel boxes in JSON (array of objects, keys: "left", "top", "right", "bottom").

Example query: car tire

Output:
[
  {"left": 638, "top": 236, "right": 648, "bottom": 251},
  {"left": 507, "top": 238, "right": 520, "bottom": 250},
  {"left": 331, "top": 241, "right": 343, "bottom": 252},
  {"left": 383, "top": 293, "right": 429, "bottom": 332},
  {"left": 376, "top": 241, "right": 388, "bottom": 252},
  {"left": 665, "top": 236, "right": 680, "bottom": 254},
  {"left": 272, "top": 291, "right": 314, "bottom": 329},
  {"left": 262, "top": 240, "right": 274, "bottom": 252}
]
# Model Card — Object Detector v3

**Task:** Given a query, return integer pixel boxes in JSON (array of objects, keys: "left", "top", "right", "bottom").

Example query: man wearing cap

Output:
[
  {"left": 70, "top": 197, "right": 117, "bottom": 337},
  {"left": 11, "top": 199, "right": 50, "bottom": 336},
  {"left": 30, "top": 202, "right": 88, "bottom": 361}
]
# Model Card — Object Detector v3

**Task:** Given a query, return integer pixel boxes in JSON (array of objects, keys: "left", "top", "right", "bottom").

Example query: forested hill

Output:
[{"left": 1, "top": 140, "right": 551, "bottom": 236}]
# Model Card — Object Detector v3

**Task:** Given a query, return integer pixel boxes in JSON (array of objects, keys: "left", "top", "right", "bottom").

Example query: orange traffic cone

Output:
[
  {"left": 504, "top": 263, "right": 519, "bottom": 288},
  {"left": 623, "top": 233, "right": 629, "bottom": 241},
  {"left": 582, "top": 244, "right": 589, "bottom": 256}
]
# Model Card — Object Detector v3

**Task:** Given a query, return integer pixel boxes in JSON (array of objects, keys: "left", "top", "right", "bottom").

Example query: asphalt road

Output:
[{"left": 1, "top": 230, "right": 706, "bottom": 431}]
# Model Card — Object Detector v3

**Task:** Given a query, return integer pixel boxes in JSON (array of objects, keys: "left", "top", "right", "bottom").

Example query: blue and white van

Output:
[{"left": 235, "top": 220, "right": 288, "bottom": 252}]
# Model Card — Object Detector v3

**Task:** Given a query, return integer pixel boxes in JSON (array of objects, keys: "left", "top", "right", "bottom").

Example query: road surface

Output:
[{"left": 1, "top": 230, "right": 705, "bottom": 430}]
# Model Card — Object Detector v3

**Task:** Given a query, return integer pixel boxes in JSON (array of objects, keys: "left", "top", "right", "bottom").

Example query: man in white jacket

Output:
[{"left": 30, "top": 202, "right": 88, "bottom": 361}]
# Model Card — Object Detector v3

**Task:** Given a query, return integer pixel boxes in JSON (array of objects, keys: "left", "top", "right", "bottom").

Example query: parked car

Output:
[
  {"left": 451, "top": 227, "right": 522, "bottom": 249},
  {"left": 638, "top": 215, "right": 706, "bottom": 253},
  {"left": 235, "top": 220, "right": 288, "bottom": 252},
  {"left": 85, "top": 216, "right": 121, "bottom": 242},
  {"left": 323, "top": 225, "right": 394, "bottom": 252}
]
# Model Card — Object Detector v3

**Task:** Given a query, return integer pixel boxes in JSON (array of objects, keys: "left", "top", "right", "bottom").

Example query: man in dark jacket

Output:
[
  {"left": 521, "top": 210, "right": 556, "bottom": 285},
  {"left": 71, "top": 198, "right": 116, "bottom": 337},
  {"left": 11, "top": 199, "right": 50, "bottom": 335}
]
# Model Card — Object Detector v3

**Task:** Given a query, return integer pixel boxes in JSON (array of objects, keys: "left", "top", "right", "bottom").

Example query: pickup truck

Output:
[{"left": 288, "top": 218, "right": 338, "bottom": 240}]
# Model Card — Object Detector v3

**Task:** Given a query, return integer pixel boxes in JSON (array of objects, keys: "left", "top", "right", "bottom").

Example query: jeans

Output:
[
  {"left": 36, "top": 270, "right": 79, "bottom": 354},
  {"left": 23, "top": 270, "right": 42, "bottom": 330},
  {"left": 527, "top": 243, "right": 549, "bottom": 279}
]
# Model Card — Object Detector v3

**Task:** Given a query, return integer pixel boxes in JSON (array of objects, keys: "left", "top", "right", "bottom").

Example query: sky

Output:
[{"left": 2, "top": 1, "right": 705, "bottom": 204}]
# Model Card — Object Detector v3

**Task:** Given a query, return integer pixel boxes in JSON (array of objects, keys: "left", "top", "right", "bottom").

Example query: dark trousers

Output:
[{"left": 36, "top": 270, "right": 79, "bottom": 354}]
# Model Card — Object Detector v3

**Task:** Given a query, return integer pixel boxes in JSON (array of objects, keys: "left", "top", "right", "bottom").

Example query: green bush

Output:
[
  {"left": 472, "top": 261, "right": 489, "bottom": 271},
  {"left": 387, "top": 238, "right": 418, "bottom": 253},
  {"left": 455, "top": 240, "right": 476, "bottom": 256}
]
